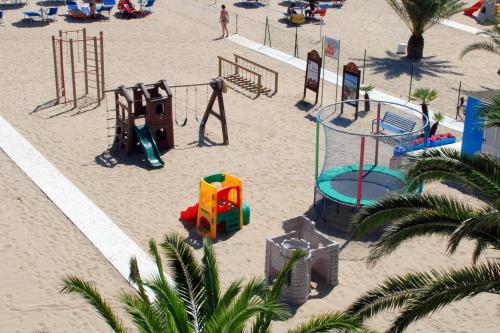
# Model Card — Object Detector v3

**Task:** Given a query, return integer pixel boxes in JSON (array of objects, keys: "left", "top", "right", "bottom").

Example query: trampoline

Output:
[
  {"left": 314, "top": 99, "right": 428, "bottom": 227},
  {"left": 316, "top": 164, "right": 405, "bottom": 206}
]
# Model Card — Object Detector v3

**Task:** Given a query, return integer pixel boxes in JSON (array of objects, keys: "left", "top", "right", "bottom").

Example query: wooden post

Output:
[
  {"left": 356, "top": 136, "right": 365, "bottom": 208},
  {"left": 70, "top": 39, "right": 77, "bottom": 107},
  {"left": 256, "top": 74, "right": 261, "bottom": 98},
  {"left": 52, "top": 36, "right": 60, "bottom": 104},
  {"left": 83, "top": 29, "right": 88, "bottom": 95},
  {"left": 59, "top": 32, "right": 66, "bottom": 105},
  {"left": 100, "top": 31, "right": 105, "bottom": 98},
  {"left": 94, "top": 36, "right": 101, "bottom": 104},
  {"left": 218, "top": 56, "right": 222, "bottom": 77}
]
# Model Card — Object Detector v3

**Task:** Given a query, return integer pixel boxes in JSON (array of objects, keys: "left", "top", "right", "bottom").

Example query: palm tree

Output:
[
  {"left": 460, "top": 26, "right": 500, "bottom": 75},
  {"left": 57, "top": 233, "right": 370, "bottom": 333},
  {"left": 411, "top": 88, "right": 438, "bottom": 137},
  {"left": 476, "top": 93, "right": 500, "bottom": 129},
  {"left": 347, "top": 148, "right": 500, "bottom": 332},
  {"left": 428, "top": 111, "right": 444, "bottom": 136},
  {"left": 386, "top": 0, "right": 465, "bottom": 59},
  {"left": 360, "top": 84, "right": 375, "bottom": 111}
]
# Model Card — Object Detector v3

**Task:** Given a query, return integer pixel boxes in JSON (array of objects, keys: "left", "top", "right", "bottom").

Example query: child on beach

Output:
[{"left": 220, "top": 5, "right": 229, "bottom": 38}]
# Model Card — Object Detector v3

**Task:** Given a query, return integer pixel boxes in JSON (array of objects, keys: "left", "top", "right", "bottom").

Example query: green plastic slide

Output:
[{"left": 135, "top": 125, "right": 164, "bottom": 169}]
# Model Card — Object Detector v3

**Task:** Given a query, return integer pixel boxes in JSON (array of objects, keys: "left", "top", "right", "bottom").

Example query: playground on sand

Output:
[{"left": 0, "top": 0, "right": 499, "bottom": 332}]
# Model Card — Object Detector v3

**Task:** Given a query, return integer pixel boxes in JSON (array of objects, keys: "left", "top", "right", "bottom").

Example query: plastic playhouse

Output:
[{"left": 180, "top": 173, "right": 250, "bottom": 239}]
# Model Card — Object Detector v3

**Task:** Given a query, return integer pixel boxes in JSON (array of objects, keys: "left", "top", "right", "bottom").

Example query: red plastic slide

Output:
[
  {"left": 464, "top": 0, "right": 483, "bottom": 16},
  {"left": 180, "top": 203, "right": 199, "bottom": 221}
]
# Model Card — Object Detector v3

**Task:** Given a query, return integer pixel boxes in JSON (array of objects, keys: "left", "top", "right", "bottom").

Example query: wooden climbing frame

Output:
[
  {"left": 52, "top": 28, "right": 105, "bottom": 108},
  {"left": 218, "top": 54, "right": 278, "bottom": 98}
]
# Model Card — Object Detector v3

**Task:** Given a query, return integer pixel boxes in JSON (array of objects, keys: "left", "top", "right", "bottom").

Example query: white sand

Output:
[{"left": 0, "top": 0, "right": 499, "bottom": 332}]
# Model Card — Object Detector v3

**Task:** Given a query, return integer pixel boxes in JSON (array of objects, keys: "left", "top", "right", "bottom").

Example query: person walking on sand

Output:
[{"left": 219, "top": 5, "right": 229, "bottom": 38}]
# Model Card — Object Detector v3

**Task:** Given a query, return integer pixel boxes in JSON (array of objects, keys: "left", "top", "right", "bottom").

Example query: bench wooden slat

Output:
[{"left": 372, "top": 111, "right": 416, "bottom": 134}]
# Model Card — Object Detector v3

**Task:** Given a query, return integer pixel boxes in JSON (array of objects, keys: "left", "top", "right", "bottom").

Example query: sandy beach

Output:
[{"left": 0, "top": 0, "right": 499, "bottom": 332}]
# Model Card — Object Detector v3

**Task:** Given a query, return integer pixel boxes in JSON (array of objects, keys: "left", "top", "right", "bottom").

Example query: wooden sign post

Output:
[
  {"left": 303, "top": 50, "right": 322, "bottom": 105},
  {"left": 340, "top": 62, "right": 361, "bottom": 119}
]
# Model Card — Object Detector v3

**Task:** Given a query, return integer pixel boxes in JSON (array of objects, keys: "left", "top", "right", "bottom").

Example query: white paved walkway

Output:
[
  {"left": 229, "top": 34, "right": 465, "bottom": 133},
  {"left": 0, "top": 115, "right": 159, "bottom": 290}
]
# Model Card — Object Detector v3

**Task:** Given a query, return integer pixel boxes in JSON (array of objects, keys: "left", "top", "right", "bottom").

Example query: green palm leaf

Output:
[
  {"left": 386, "top": 0, "right": 465, "bottom": 35},
  {"left": 129, "top": 256, "right": 149, "bottom": 302},
  {"left": 286, "top": 312, "right": 373, "bottom": 333},
  {"left": 161, "top": 233, "right": 204, "bottom": 332},
  {"left": 348, "top": 261, "right": 500, "bottom": 332},
  {"left": 476, "top": 94, "right": 500, "bottom": 129},
  {"left": 206, "top": 278, "right": 288, "bottom": 333},
  {"left": 146, "top": 274, "right": 192, "bottom": 333},
  {"left": 388, "top": 261, "right": 500, "bottom": 333},
  {"left": 350, "top": 193, "right": 498, "bottom": 266},
  {"left": 406, "top": 148, "right": 500, "bottom": 202},
  {"left": 120, "top": 292, "right": 169, "bottom": 333},
  {"left": 149, "top": 239, "right": 167, "bottom": 285},
  {"left": 447, "top": 210, "right": 500, "bottom": 261},
  {"left": 347, "top": 271, "right": 432, "bottom": 321},
  {"left": 60, "top": 275, "right": 128, "bottom": 333},
  {"left": 252, "top": 250, "right": 306, "bottom": 333},
  {"left": 201, "top": 238, "right": 220, "bottom": 315}
]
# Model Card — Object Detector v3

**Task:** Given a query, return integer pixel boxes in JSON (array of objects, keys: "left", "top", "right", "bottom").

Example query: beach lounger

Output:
[
  {"left": 44, "top": 7, "right": 58, "bottom": 21},
  {"left": 23, "top": 10, "right": 43, "bottom": 21},
  {"left": 97, "top": 0, "right": 115, "bottom": 17},
  {"left": 118, "top": 0, "right": 140, "bottom": 18}
]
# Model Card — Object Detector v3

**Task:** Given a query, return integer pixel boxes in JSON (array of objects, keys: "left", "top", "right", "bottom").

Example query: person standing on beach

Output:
[{"left": 219, "top": 5, "right": 229, "bottom": 38}]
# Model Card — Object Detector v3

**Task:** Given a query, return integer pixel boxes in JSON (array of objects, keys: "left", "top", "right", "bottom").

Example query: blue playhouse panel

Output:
[{"left": 461, "top": 96, "right": 484, "bottom": 155}]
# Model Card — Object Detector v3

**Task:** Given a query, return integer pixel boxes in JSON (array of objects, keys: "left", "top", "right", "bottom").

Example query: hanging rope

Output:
[{"left": 174, "top": 87, "right": 187, "bottom": 127}]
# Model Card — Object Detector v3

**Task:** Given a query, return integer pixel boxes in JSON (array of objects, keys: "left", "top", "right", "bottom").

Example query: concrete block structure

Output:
[{"left": 265, "top": 216, "right": 339, "bottom": 305}]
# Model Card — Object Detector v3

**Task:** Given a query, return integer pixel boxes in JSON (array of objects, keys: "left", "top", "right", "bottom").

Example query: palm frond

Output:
[
  {"left": 149, "top": 239, "right": 167, "bottom": 285},
  {"left": 388, "top": 261, "right": 500, "bottom": 333},
  {"left": 129, "top": 256, "right": 149, "bottom": 302},
  {"left": 447, "top": 210, "right": 500, "bottom": 261},
  {"left": 201, "top": 237, "right": 221, "bottom": 315},
  {"left": 60, "top": 275, "right": 128, "bottom": 333},
  {"left": 406, "top": 149, "right": 500, "bottom": 201},
  {"left": 252, "top": 250, "right": 306, "bottom": 333},
  {"left": 348, "top": 270, "right": 432, "bottom": 321},
  {"left": 460, "top": 41, "right": 500, "bottom": 58},
  {"left": 146, "top": 274, "right": 192, "bottom": 333},
  {"left": 285, "top": 312, "right": 373, "bottom": 333},
  {"left": 350, "top": 193, "right": 492, "bottom": 266},
  {"left": 206, "top": 278, "right": 288, "bottom": 333},
  {"left": 161, "top": 233, "right": 204, "bottom": 332},
  {"left": 386, "top": 0, "right": 464, "bottom": 35},
  {"left": 218, "top": 279, "right": 243, "bottom": 309},
  {"left": 348, "top": 260, "right": 500, "bottom": 330},
  {"left": 120, "top": 292, "right": 168, "bottom": 333},
  {"left": 476, "top": 94, "right": 500, "bottom": 129},
  {"left": 351, "top": 192, "right": 471, "bottom": 238}
]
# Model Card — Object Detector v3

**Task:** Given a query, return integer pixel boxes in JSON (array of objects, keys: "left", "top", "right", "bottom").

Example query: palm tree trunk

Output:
[{"left": 407, "top": 34, "right": 424, "bottom": 60}]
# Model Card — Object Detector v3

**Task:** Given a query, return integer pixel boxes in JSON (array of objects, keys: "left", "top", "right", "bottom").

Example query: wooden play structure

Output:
[
  {"left": 179, "top": 172, "right": 250, "bottom": 239},
  {"left": 111, "top": 78, "right": 229, "bottom": 168},
  {"left": 52, "top": 28, "right": 105, "bottom": 108},
  {"left": 218, "top": 54, "right": 278, "bottom": 98}
]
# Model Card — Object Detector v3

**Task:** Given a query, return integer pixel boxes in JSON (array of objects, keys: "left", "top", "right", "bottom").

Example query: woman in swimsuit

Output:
[{"left": 220, "top": 5, "right": 229, "bottom": 38}]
